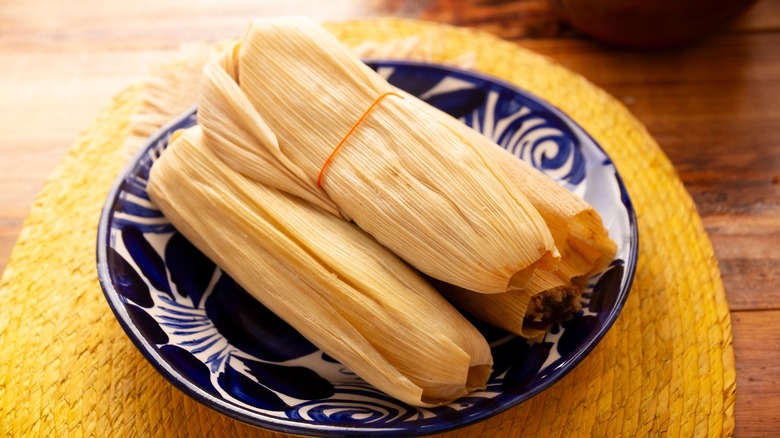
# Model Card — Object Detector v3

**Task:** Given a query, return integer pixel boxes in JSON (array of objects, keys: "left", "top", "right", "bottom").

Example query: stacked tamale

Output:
[{"left": 147, "top": 17, "right": 616, "bottom": 406}]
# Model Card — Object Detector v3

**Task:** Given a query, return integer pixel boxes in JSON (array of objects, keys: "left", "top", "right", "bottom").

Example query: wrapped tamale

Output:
[
  {"left": 196, "top": 17, "right": 559, "bottom": 294},
  {"left": 147, "top": 126, "right": 493, "bottom": 407},
  {"left": 435, "top": 133, "right": 617, "bottom": 339}
]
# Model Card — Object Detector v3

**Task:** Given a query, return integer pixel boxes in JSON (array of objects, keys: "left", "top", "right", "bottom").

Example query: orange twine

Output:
[{"left": 317, "top": 91, "right": 402, "bottom": 189}]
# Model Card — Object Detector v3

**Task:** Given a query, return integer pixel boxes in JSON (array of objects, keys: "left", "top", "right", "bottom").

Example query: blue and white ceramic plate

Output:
[{"left": 97, "top": 61, "right": 637, "bottom": 436}]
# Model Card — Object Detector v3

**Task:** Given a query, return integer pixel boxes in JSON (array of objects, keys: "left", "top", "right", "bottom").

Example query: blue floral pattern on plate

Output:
[{"left": 97, "top": 61, "right": 638, "bottom": 437}]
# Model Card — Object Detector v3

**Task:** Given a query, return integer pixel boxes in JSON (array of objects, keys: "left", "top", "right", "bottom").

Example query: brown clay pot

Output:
[{"left": 550, "top": 0, "right": 758, "bottom": 48}]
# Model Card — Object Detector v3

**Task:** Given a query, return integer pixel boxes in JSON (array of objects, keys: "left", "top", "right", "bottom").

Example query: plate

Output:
[{"left": 97, "top": 60, "right": 638, "bottom": 436}]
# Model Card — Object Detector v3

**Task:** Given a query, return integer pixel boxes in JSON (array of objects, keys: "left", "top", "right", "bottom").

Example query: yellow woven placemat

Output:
[{"left": 0, "top": 19, "right": 734, "bottom": 437}]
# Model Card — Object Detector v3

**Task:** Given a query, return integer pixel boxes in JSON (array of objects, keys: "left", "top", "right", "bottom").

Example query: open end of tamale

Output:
[
  {"left": 435, "top": 278, "right": 584, "bottom": 339},
  {"left": 515, "top": 279, "right": 586, "bottom": 340},
  {"left": 525, "top": 280, "right": 586, "bottom": 324}
]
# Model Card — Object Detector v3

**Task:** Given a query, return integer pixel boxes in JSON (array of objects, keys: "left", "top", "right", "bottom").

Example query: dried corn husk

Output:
[
  {"left": 197, "top": 17, "right": 558, "bottom": 294},
  {"left": 437, "top": 138, "right": 617, "bottom": 338},
  {"left": 147, "top": 126, "right": 493, "bottom": 407}
]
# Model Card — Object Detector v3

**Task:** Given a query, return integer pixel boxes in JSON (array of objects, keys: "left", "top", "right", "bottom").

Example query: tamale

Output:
[
  {"left": 436, "top": 139, "right": 617, "bottom": 339},
  {"left": 197, "top": 17, "right": 559, "bottom": 294},
  {"left": 147, "top": 126, "right": 493, "bottom": 407}
]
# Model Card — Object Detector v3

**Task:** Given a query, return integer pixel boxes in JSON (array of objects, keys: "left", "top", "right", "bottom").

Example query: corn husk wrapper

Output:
[
  {"left": 437, "top": 137, "right": 617, "bottom": 338},
  {"left": 147, "top": 126, "right": 493, "bottom": 407},
  {"left": 197, "top": 17, "right": 559, "bottom": 294}
]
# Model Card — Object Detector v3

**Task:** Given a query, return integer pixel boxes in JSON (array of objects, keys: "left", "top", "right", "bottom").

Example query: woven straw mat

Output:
[{"left": 0, "top": 18, "right": 735, "bottom": 437}]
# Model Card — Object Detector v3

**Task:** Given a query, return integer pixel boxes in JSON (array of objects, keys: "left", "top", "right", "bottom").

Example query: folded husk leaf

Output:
[
  {"left": 147, "top": 126, "right": 493, "bottom": 407},
  {"left": 197, "top": 17, "right": 559, "bottom": 294}
]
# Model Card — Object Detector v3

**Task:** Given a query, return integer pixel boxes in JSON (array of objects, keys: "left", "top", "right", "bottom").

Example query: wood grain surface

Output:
[{"left": 1, "top": 0, "right": 778, "bottom": 436}]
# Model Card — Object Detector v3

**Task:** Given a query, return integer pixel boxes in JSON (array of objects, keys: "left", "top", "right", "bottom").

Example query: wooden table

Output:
[{"left": 1, "top": 0, "right": 777, "bottom": 435}]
